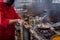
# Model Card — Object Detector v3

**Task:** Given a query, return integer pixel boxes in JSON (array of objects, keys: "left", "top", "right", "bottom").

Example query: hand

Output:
[
  {"left": 17, "top": 19, "right": 24, "bottom": 25},
  {"left": 17, "top": 19, "right": 28, "bottom": 25},
  {"left": 17, "top": 19, "right": 32, "bottom": 29}
]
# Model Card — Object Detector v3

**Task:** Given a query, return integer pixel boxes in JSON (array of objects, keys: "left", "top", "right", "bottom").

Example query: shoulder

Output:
[
  {"left": 0, "top": 2, "right": 6, "bottom": 11},
  {"left": 10, "top": 5, "right": 14, "bottom": 9}
]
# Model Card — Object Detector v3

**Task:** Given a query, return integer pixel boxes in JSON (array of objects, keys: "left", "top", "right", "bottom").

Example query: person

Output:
[{"left": 0, "top": 0, "right": 30, "bottom": 40}]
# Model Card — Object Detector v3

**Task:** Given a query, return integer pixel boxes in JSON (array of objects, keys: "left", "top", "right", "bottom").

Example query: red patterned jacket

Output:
[{"left": 0, "top": 2, "right": 21, "bottom": 40}]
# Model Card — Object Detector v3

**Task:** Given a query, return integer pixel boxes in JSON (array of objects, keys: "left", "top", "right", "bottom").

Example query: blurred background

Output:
[
  {"left": 14, "top": 0, "right": 60, "bottom": 40},
  {"left": 14, "top": 0, "right": 60, "bottom": 21}
]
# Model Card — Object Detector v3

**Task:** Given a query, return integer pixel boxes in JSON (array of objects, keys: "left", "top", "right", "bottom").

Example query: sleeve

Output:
[
  {"left": 10, "top": 6, "right": 22, "bottom": 19},
  {"left": 0, "top": 8, "right": 9, "bottom": 27}
]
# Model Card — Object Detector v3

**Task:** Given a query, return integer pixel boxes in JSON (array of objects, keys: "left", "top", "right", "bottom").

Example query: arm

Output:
[
  {"left": 9, "top": 6, "right": 31, "bottom": 29},
  {"left": 0, "top": 11, "right": 20, "bottom": 27},
  {"left": 9, "top": 19, "right": 18, "bottom": 25}
]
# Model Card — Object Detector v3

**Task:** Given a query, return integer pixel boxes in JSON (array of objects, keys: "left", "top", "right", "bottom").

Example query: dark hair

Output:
[{"left": 6, "top": 0, "right": 15, "bottom": 6}]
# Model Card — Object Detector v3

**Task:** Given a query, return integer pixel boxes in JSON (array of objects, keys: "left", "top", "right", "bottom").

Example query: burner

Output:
[{"left": 36, "top": 28, "right": 56, "bottom": 39}]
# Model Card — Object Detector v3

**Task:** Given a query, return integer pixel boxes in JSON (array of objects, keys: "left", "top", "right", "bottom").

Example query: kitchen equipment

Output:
[{"left": 50, "top": 34, "right": 60, "bottom": 40}]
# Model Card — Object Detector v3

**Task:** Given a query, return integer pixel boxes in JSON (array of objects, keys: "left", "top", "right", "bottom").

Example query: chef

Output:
[{"left": 0, "top": 0, "right": 30, "bottom": 40}]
